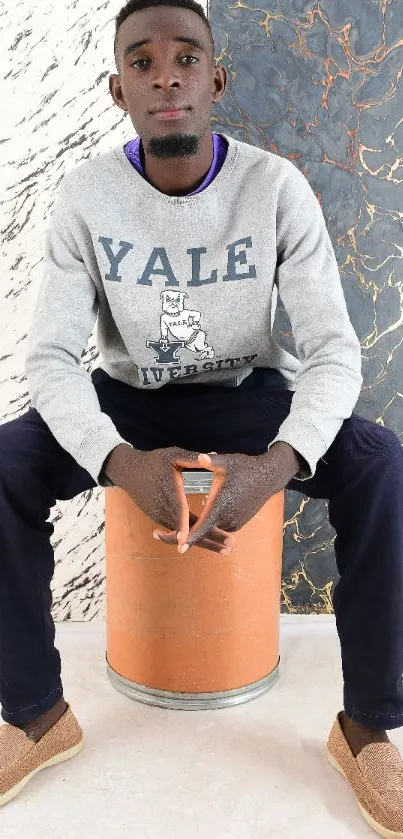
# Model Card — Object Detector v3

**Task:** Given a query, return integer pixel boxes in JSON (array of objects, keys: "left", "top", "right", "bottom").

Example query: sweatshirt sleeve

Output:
[
  {"left": 267, "top": 177, "right": 363, "bottom": 481},
  {"left": 25, "top": 175, "right": 133, "bottom": 487}
]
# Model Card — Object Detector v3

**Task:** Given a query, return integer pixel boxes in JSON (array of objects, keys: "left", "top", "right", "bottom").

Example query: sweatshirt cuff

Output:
[
  {"left": 267, "top": 418, "right": 328, "bottom": 482},
  {"left": 78, "top": 422, "right": 134, "bottom": 487}
]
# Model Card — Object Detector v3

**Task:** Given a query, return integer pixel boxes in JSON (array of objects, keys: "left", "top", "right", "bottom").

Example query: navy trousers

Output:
[{"left": 0, "top": 367, "right": 402, "bottom": 729}]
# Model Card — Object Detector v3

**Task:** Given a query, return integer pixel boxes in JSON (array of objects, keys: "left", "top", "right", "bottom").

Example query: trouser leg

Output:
[
  {"left": 0, "top": 369, "right": 175, "bottom": 724},
  {"left": 286, "top": 415, "right": 403, "bottom": 730},
  {"left": 0, "top": 407, "right": 95, "bottom": 724}
]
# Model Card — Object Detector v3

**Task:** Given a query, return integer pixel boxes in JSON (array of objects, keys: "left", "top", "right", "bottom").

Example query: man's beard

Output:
[{"left": 146, "top": 133, "right": 199, "bottom": 159}]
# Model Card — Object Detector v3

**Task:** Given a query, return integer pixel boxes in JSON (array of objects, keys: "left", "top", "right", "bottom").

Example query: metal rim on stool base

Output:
[{"left": 106, "top": 656, "right": 280, "bottom": 710}]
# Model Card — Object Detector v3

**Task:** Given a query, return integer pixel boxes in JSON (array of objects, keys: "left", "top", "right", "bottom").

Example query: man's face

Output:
[{"left": 109, "top": 6, "right": 226, "bottom": 154}]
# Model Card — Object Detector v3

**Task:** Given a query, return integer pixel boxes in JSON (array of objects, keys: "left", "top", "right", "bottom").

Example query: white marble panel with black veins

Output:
[{"left": 1, "top": 0, "right": 209, "bottom": 621}]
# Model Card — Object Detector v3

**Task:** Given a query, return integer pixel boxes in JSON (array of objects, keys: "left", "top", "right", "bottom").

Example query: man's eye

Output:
[
  {"left": 131, "top": 58, "right": 149, "bottom": 69},
  {"left": 131, "top": 55, "right": 199, "bottom": 69},
  {"left": 180, "top": 55, "right": 199, "bottom": 64}
]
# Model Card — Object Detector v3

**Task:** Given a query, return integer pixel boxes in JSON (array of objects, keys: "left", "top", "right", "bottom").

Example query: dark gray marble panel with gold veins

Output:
[{"left": 210, "top": 0, "right": 403, "bottom": 613}]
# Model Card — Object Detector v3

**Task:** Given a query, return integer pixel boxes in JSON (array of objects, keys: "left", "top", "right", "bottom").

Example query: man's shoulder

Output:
[
  {"left": 227, "top": 134, "right": 310, "bottom": 195},
  {"left": 59, "top": 146, "right": 121, "bottom": 194}
]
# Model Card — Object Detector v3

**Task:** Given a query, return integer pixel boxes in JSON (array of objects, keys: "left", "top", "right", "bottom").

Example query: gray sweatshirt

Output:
[{"left": 25, "top": 133, "right": 363, "bottom": 487}]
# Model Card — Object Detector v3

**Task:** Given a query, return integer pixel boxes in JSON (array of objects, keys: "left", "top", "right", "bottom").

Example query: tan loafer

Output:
[
  {"left": 327, "top": 710, "right": 403, "bottom": 838},
  {"left": 0, "top": 702, "right": 83, "bottom": 807}
]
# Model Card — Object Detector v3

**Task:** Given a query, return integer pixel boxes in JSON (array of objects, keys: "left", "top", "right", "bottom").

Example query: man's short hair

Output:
[{"left": 114, "top": 0, "right": 215, "bottom": 71}]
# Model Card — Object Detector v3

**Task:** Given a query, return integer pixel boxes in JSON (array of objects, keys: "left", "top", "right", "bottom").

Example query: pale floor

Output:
[{"left": 2, "top": 616, "right": 402, "bottom": 839}]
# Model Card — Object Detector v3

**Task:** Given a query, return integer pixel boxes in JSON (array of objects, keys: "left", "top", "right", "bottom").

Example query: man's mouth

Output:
[{"left": 150, "top": 106, "right": 191, "bottom": 120}]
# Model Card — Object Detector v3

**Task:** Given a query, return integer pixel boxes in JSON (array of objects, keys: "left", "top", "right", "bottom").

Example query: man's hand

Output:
[
  {"left": 105, "top": 444, "right": 235, "bottom": 555},
  {"left": 154, "top": 442, "right": 302, "bottom": 553}
]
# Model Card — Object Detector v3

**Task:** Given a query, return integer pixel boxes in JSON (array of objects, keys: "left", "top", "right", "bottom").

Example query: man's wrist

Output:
[
  {"left": 266, "top": 441, "right": 306, "bottom": 480},
  {"left": 102, "top": 443, "right": 136, "bottom": 488}
]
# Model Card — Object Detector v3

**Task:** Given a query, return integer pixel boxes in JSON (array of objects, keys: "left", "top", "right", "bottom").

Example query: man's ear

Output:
[
  {"left": 212, "top": 64, "right": 227, "bottom": 106},
  {"left": 108, "top": 73, "right": 127, "bottom": 112}
]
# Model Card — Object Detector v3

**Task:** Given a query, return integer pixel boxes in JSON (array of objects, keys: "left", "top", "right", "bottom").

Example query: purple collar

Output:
[{"left": 123, "top": 132, "right": 228, "bottom": 196}]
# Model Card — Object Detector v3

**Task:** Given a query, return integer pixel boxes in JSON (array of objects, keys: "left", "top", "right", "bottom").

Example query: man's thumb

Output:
[{"left": 198, "top": 452, "right": 226, "bottom": 475}]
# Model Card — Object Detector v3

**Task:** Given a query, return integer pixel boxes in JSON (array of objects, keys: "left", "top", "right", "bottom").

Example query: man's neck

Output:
[{"left": 142, "top": 131, "right": 214, "bottom": 196}]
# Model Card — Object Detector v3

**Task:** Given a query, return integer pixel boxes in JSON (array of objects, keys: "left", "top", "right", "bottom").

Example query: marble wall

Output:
[
  {"left": 0, "top": 0, "right": 205, "bottom": 622},
  {"left": 1, "top": 0, "right": 401, "bottom": 620},
  {"left": 210, "top": 0, "right": 403, "bottom": 612}
]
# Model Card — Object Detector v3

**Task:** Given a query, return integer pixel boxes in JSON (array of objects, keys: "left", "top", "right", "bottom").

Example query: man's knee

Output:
[{"left": 351, "top": 415, "right": 402, "bottom": 463}]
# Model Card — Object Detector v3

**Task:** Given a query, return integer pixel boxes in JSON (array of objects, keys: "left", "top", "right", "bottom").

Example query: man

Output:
[{"left": 0, "top": 0, "right": 402, "bottom": 832}]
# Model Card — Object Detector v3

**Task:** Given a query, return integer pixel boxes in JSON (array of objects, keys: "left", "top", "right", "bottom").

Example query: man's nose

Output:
[{"left": 152, "top": 64, "right": 181, "bottom": 90}]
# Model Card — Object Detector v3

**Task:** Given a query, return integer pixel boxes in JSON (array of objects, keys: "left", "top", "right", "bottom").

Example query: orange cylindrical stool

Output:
[{"left": 105, "top": 472, "right": 284, "bottom": 710}]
